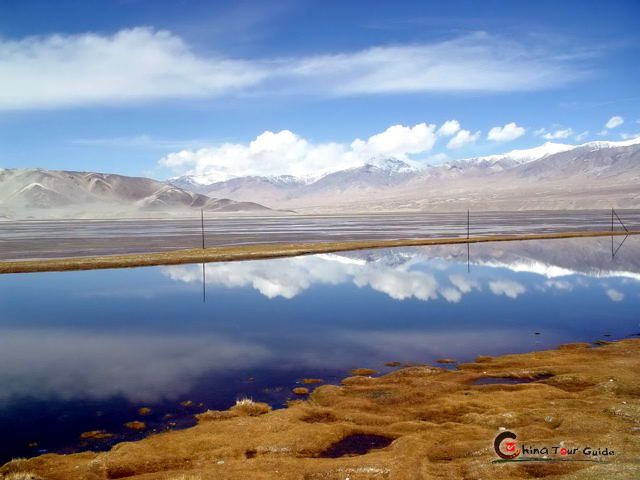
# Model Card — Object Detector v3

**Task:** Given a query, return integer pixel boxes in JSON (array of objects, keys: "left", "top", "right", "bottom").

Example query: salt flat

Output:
[{"left": 1, "top": 210, "right": 638, "bottom": 261}]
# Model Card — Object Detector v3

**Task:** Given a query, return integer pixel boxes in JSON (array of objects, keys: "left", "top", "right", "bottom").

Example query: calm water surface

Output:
[{"left": 0, "top": 236, "right": 639, "bottom": 462}]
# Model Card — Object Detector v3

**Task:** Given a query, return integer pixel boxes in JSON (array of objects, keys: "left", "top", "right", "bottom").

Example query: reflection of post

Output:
[
  {"left": 611, "top": 208, "right": 615, "bottom": 258},
  {"left": 202, "top": 263, "right": 206, "bottom": 303},
  {"left": 612, "top": 234, "right": 629, "bottom": 259},
  {"left": 201, "top": 208, "right": 205, "bottom": 250},
  {"left": 466, "top": 209, "right": 470, "bottom": 273},
  {"left": 467, "top": 242, "right": 470, "bottom": 273}
]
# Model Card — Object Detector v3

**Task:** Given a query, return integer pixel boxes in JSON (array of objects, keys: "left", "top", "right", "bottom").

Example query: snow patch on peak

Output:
[
  {"left": 476, "top": 142, "right": 574, "bottom": 164},
  {"left": 579, "top": 136, "right": 640, "bottom": 150},
  {"left": 365, "top": 157, "right": 418, "bottom": 173}
]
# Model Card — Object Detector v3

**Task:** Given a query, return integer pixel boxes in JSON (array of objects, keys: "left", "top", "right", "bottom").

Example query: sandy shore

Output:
[
  {"left": 2, "top": 338, "right": 639, "bottom": 479},
  {"left": 0, "top": 229, "right": 637, "bottom": 274}
]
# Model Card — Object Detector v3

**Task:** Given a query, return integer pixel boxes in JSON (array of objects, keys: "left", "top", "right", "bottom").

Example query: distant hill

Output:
[{"left": 0, "top": 169, "right": 272, "bottom": 219}]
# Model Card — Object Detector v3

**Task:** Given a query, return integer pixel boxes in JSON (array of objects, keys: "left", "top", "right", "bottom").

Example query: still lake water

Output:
[{"left": 0, "top": 236, "right": 639, "bottom": 462}]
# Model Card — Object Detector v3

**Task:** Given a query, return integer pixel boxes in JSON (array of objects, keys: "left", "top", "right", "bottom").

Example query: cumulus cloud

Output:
[
  {"left": 160, "top": 123, "right": 437, "bottom": 181},
  {"left": 489, "top": 280, "right": 526, "bottom": 299},
  {"left": 350, "top": 123, "right": 437, "bottom": 158},
  {"left": 437, "top": 120, "right": 461, "bottom": 137},
  {"left": 534, "top": 127, "right": 574, "bottom": 140},
  {"left": 0, "top": 28, "right": 590, "bottom": 111},
  {"left": 447, "top": 129, "right": 480, "bottom": 149},
  {"left": 487, "top": 122, "right": 525, "bottom": 142},
  {"left": 605, "top": 116, "right": 624, "bottom": 129}
]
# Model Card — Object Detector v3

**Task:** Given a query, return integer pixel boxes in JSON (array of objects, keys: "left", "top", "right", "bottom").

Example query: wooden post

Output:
[
  {"left": 467, "top": 209, "right": 470, "bottom": 240},
  {"left": 201, "top": 208, "right": 205, "bottom": 250}
]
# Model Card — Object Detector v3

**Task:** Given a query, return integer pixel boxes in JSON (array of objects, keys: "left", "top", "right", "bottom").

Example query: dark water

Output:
[{"left": 0, "top": 236, "right": 639, "bottom": 462}]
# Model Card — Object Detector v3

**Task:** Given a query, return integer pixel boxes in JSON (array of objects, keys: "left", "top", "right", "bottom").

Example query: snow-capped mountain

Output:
[
  {"left": 171, "top": 138, "right": 640, "bottom": 212},
  {"left": 0, "top": 169, "right": 272, "bottom": 219},
  {"left": 450, "top": 142, "right": 575, "bottom": 172},
  {"left": 171, "top": 157, "right": 421, "bottom": 205}
]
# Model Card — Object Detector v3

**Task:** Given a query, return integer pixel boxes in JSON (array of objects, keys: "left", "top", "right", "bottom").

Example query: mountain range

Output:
[
  {"left": 0, "top": 169, "right": 271, "bottom": 219},
  {"left": 2, "top": 137, "right": 639, "bottom": 219},
  {"left": 171, "top": 137, "right": 640, "bottom": 213}
]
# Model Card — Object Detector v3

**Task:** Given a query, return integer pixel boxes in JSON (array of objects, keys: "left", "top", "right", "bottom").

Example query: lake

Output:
[{"left": 0, "top": 235, "right": 638, "bottom": 462}]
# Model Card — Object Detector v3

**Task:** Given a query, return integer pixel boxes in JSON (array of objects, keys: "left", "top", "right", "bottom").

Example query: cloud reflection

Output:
[
  {"left": 161, "top": 254, "right": 464, "bottom": 303},
  {"left": 0, "top": 329, "right": 270, "bottom": 404}
]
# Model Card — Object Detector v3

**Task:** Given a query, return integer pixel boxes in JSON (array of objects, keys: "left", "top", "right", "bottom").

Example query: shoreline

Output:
[
  {"left": 2, "top": 338, "right": 639, "bottom": 479},
  {"left": 1, "top": 229, "right": 637, "bottom": 274}
]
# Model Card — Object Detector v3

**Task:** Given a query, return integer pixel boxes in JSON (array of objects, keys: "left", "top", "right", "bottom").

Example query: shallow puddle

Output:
[
  {"left": 319, "top": 434, "right": 394, "bottom": 458},
  {"left": 472, "top": 374, "right": 553, "bottom": 385}
]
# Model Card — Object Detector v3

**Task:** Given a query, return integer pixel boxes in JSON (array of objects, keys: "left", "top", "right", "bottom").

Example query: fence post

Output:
[{"left": 201, "top": 208, "right": 205, "bottom": 250}]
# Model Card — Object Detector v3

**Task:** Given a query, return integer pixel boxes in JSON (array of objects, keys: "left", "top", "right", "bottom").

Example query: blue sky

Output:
[{"left": 0, "top": 0, "right": 639, "bottom": 180}]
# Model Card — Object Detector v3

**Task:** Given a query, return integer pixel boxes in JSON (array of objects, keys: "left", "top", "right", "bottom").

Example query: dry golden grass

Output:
[
  {"left": 231, "top": 399, "right": 272, "bottom": 417},
  {"left": 301, "top": 378, "right": 323, "bottom": 385},
  {"left": 124, "top": 421, "right": 145, "bottom": 430},
  {"left": 0, "top": 230, "right": 636, "bottom": 274},
  {"left": 350, "top": 368, "right": 378, "bottom": 376},
  {"left": 1, "top": 473, "right": 43, "bottom": 480},
  {"left": 79, "top": 430, "right": 113, "bottom": 440}
]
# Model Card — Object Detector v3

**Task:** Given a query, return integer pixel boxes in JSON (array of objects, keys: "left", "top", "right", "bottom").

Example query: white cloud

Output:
[
  {"left": 0, "top": 28, "right": 589, "bottom": 111},
  {"left": 437, "top": 120, "right": 461, "bottom": 137},
  {"left": 0, "top": 27, "right": 266, "bottom": 111},
  {"left": 605, "top": 116, "right": 624, "bottom": 129},
  {"left": 351, "top": 123, "right": 437, "bottom": 159},
  {"left": 620, "top": 132, "right": 640, "bottom": 140},
  {"left": 574, "top": 131, "right": 589, "bottom": 142},
  {"left": 534, "top": 127, "right": 574, "bottom": 140},
  {"left": 605, "top": 288, "right": 624, "bottom": 302},
  {"left": 290, "top": 32, "right": 587, "bottom": 96},
  {"left": 447, "top": 129, "right": 480, "bottom": 149},
  {"left": 161, "top": 123, "right": 437, "bottom": 181},
  {"left": 487, "top": 122, "right": 525, "bottom": 142},
  {"left": 489, "top": 280, "right": 526, "bottom": 299}
]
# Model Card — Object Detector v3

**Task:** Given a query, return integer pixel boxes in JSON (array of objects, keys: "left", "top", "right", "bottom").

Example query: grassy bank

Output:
[{"left": 0, "top": 229, "right": 637, "bottom": 274}]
